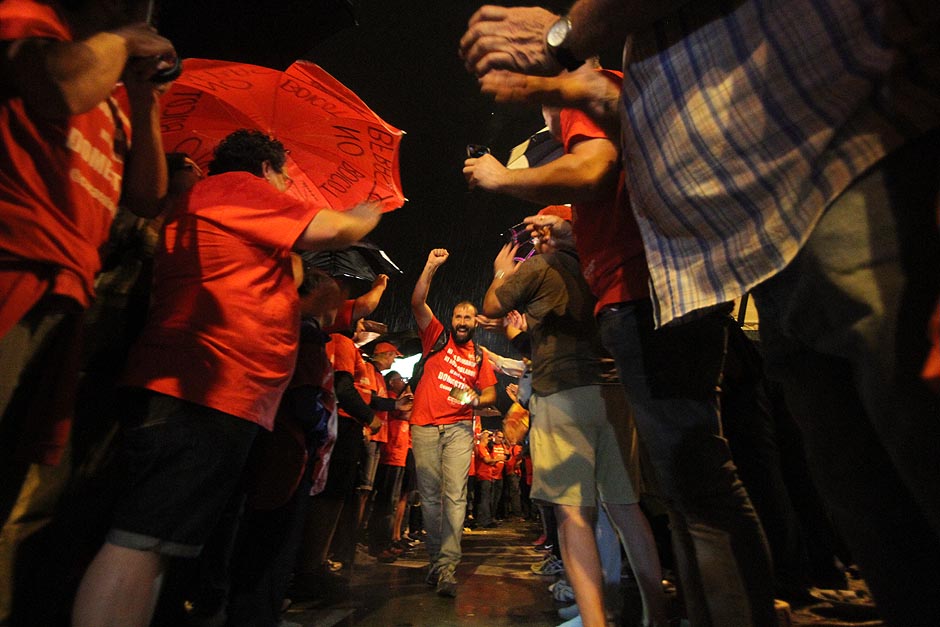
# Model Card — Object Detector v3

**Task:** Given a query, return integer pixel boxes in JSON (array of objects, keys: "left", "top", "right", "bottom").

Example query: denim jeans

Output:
[
  {"left": 476, "top": 478, "right": 495, "bottom": 527},
  {"left": 598, "top": 303, "right": 775, "bottom": 626},
  {"left": 411, "top": 421, "right": 473, "bottom": 572},
  {"left": 752, "top": 129, "right": 940, "bottom": 624}
]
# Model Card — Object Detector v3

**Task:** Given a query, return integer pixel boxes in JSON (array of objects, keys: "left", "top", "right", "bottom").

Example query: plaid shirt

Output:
[{"left": 621, "top": 0, "right": 940, "bottom": 326}]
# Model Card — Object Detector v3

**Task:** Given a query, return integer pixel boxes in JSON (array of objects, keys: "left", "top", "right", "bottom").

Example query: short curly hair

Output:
[{"left": 207, "top": 129, "right": 287, "bottom": 177}]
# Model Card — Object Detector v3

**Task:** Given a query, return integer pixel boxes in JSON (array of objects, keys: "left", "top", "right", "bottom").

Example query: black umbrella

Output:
[
  {"left": 506, "top": 127, "right": 565, "bottom": 170},
  {"left": 306, "top": 241, "right": 403, "bottom": 298}
]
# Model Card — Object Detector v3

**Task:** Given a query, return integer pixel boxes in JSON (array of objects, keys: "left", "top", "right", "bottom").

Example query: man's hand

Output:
[
  {"left": 111, "top": 22, "right": 176, "bottom": 59},
  {"left": 524, "top": 213, "right": 575, "bottom": 251},
  {"left": 426, "top": 248, "right": 449, "bottom": 269},
  {"left": 464, "top": 153, "right": 510, "bottom": 191},
  {"left": 367, "top": 416, "right": 383, "bottom": 435},
  {"left": 505, "top": 309, "right": 528, "bottom": 333},
  {"left": 460, "top": 5, "right": 561, "bottom": 77},
  {"left": 395, "top": 393, "right": 414, "bottom": 412},
  {"left": 505, "top": 383, "right": 519, "bottom": 403},
  {"left": 372, "top": 274, "right": 389, "bottom": 291},
  {"left": 480, "top": 67, "right": 621, "bottom": 135},
  {"left": 493, "top": 243, "right": 521, "bottom": 278}
]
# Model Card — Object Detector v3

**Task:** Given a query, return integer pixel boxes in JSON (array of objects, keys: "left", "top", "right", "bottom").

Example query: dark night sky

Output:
[
  {"left": 158, "top": 0, "right": 618, "bottom": 412},
  {"left": 301, "top": 1, "right": 557, "bottom": 338}
]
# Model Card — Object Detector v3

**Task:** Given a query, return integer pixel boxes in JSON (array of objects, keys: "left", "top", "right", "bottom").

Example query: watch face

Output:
[{"left": 546, "top": 19, "right": 569, "bottom": 48}]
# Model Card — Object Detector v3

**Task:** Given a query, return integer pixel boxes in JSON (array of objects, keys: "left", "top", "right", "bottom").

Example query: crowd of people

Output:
[{"left": 1, "top": 1, "right": 939, "bottom": 627}]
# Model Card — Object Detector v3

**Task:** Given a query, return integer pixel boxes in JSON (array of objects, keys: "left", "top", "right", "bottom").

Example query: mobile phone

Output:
[
  {"left": 448, "top": 387, "right": 474, "bottom": 405},
  {"left": 466, "top": 144, "right": 491, "bottom": 159}
]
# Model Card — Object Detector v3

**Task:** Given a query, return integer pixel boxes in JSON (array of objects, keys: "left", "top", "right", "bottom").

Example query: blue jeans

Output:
[
  {"left": 598, "top": 303, "right": 775, "bottom": 626},
  {"left": 411, "top": 421, "right": 473, "bottom": 573},
  {"left": 752, "top": 129, "right": 940, "bottom": 624}
]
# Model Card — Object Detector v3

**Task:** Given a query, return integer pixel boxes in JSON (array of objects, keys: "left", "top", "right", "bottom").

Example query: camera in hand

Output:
[{"left": 466, "top": 144, "right": 491, "bottom": 159}]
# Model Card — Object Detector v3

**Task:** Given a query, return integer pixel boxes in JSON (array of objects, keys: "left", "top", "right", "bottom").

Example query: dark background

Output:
[{"left": 156, "top": 0, "right": 621, "bottom": 412}]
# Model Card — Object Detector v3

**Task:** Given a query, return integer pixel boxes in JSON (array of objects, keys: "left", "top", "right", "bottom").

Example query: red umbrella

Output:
[{"left": 158, "top": 58, "right": 405, "bottom": 212}]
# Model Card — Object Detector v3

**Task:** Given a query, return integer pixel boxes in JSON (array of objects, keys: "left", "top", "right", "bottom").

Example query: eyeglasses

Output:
[{"left": 500, "top": 222, "right": 537, "bottom": 262}]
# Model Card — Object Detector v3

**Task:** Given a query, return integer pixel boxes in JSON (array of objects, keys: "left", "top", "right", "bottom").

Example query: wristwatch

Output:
[{"left": 545, "top": 16, "right": 585, "bottom": 71}]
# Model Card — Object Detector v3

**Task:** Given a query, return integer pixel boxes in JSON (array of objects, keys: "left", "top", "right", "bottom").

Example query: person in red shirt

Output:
[
  {"left": 72, "top": 129, "right": 381, "bottom": 627},
  {"left": 366, "top": 351, "right": 414, "bottom": 562},
  {"left": 0, "top": 1, "right": 176, "bottom": 620},
  {"left": 410, "top": 248, "right": 497, "bottom": 597}
]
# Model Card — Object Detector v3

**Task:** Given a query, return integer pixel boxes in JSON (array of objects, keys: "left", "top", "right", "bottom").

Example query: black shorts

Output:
[{"left": 108, "top": 389, "right": 258, "bottom": 557}]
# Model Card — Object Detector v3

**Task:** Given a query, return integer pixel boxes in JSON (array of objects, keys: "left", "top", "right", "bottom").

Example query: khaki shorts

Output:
[{"left": 529, "top": 384, "right": 639, "bottom": 507}]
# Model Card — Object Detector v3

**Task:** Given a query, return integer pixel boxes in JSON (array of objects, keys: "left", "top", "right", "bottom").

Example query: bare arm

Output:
[
  {"left": 482, "top": 243, "right": 519, "bottom": 318},
  {"left": 460, "top": 0, "right": 690, "bottom": 77},
  {"left": 476, "top": 384, "right": 497, "bottom": 408},
  {"left": 120, "top": 58, "right": 171, "bottom": 219},
  {"left": 0, "top": 23, "right": 174, "bottom": 119},
  {"left": 294, "top": 202, "right": 381, "bottom": 252},
  {"left": 465, "top": 136, "right": 619, "bottom": 204},
  {"left": 411, "top": 248, "right": 449, "bottom": 332},
  {"left": 352, "top": 274, "right": 389, "bottom": 321}
]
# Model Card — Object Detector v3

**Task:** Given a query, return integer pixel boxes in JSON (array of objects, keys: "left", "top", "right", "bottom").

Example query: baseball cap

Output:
[{"left": 373, "top": 341, "right": 402, "bottom": 357}]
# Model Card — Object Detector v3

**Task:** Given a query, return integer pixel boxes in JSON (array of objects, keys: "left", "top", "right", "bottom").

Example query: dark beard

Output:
[{"left": 452, "top": 326, "right": 474, "bottom": 345}]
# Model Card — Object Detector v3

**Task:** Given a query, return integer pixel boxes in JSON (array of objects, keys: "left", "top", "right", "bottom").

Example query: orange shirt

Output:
[
  {"left": 123, "top": 172, "right": 321, "bottom": 429},
  {"left": 0, "top": 0, "right": 130, "bottom": 335},
  {"left": 409, "top": 316, "right": 497, "bottom": 427},
  {"left": 362, "top": 361, "right": 388, "bottom": 442},
  {"left": 380, "top": 391, "right": 411, "bottom": 467}
]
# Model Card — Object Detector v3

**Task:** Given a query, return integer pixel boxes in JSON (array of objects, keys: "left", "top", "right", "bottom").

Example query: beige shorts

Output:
[{"left": 529, "top": 384, "right": 639, "bottom": 507}]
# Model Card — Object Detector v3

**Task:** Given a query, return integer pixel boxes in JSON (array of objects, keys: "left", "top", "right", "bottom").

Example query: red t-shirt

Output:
[
  {"left": 326, "top": 332, "right": 372, "bottom": 423},
  {"left": 409, "top": 316, "right": 497, "bottom": 426},
  {"left": 362, "top": 361, "right": 388, "bottom": 443},
  {"left": 504, "top": 443, "right": 523, "bottom": 476},
  {"left": 123, "top": 172, "right": 321, "bottom": 430},
  {"left": 0, "top": 0, "right": 130, "bottom": 336},
  {"left": 561, "top": 77, "right": 649, "bottom": 313},
  {"left": 380, "top": 390, "right": 410, "bottom": 467}
]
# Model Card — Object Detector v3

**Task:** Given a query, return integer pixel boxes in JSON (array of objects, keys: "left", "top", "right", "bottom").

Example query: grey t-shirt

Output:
[{"left": 495, "top": 251, "right": 613, "bottom": 395}]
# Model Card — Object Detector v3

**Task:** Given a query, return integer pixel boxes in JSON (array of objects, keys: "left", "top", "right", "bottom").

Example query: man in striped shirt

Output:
[{"left": 462, "top": 1, "right": 940, "bottom": 624}]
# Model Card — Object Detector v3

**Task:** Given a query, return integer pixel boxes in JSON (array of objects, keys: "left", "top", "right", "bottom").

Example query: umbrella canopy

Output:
[
  {"left": 305, "top": 241, "right": 403, "bottom": 297},
  {"left": 506, "top": 127, "right": 564, "bottom": 170},
  {"left": 159, "top": 58, "right": 405, "bottom": 212}
]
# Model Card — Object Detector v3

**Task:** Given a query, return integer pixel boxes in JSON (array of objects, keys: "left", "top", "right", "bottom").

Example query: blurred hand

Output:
[
  {"left": 523, "top": 213, "right": 574, "bottom": 251},
  {"left": 460, "top": 6, "right": 560, "bottom": 77},
  {"left": 367, "top": 416, "right": 383, "bottom": 435},
  {"left": 463, "top": 153, "right": 509, "bottom": 191},
  {"left": 505, "top": 309, "right": 527, "bottom": 332},
  {"left": 395, "top": 393, "right": 414, "bottom": 411},
  {"left": 474, "top": 316, "right": 505, "bottom": 333},
  {"left": 112, "top": 22, "right": 176, "bottom": 59},
  {"left": 480, "top": 67, "right": 622, "bottom": 135},
  {"left": 372, "top": 274, "right": 389, "bottom": 290},
  {"left": 506, "top": 383, "right": 519, "bottom": 403},
  {"left": 493, "top": 242, "right": 520, "bottom": 277}
]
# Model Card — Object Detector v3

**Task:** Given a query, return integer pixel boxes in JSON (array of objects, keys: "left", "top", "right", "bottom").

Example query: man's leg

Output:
[
  {"left": 752, "top": 130, "right": 940, "bottom": 623},
  {"left": 598, "top": 304, "right": 776, "bottom": 626},
  {"left": 411, "top": 425, "right": 444, "bottom": 569},
  {"left": 72, "top": 544, "right": 165, "bottom": 627},
  {"left": 437, "top": 422, "right": 473, "bottom": 571},
  {"left": 555, "top": 505, "right": 605, "bottom": 627}
]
